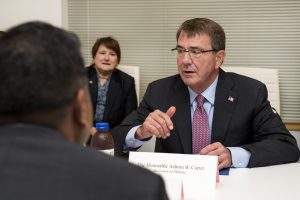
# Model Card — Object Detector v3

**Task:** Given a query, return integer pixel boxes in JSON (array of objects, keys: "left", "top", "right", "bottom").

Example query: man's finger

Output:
[
  {"left": 164, "top": 106, "right": 176, "bottom": 130},
  {"left": 166, "top": 106, "right": 176, "bottom": 118}
]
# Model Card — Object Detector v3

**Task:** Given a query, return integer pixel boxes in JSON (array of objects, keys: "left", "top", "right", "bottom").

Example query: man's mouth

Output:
[{"left": 183, "top": 70, "right": 195, "bottom": 74}]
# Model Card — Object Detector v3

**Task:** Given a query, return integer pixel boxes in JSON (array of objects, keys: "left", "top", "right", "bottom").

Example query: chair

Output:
[
  {"left": 117, "top": 65, "right": 140, "bottom": 102},
  {"left": 222, "top": 67, "right": 280, "bottom": 114},
  {"left": 118, "top": 65, "right": 156, "bottom": 152}
]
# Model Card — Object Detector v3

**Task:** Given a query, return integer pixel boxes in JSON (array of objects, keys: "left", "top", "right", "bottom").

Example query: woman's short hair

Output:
[{"left": 91, "top": 36, "right": 121, "bottom": 64}]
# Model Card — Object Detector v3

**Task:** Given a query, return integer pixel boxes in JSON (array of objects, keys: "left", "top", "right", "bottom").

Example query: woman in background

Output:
[{"left": 87, "top": 37, "right": 137, "bottom": 130}]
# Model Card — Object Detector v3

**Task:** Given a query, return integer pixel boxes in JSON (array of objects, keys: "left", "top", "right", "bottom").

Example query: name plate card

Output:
[{"left": 129, "top": 152, "right": 218, "bottom": 200}]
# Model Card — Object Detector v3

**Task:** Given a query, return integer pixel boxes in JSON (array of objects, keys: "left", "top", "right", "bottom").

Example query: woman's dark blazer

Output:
[{"left": 87, "top": 64, "right": 137, "bottom": 128}]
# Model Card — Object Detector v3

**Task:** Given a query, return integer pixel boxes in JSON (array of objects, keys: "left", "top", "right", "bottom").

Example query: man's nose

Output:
[{"left": 182, "top": 51, "right": 192, "bottom": 63}]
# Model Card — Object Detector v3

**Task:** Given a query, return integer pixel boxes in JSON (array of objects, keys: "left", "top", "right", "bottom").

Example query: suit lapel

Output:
[
  {"left": 169, "top": 77, "right": 192, "bottom": 154},
  {"left": 212, "top": 69, "right": 238, "bottom": 143},
  {"left": 88, "top": 67, "right": 98, "bottom": 114},
  {"left": 103, "top": 71, "right": 120, "bottom": 121}
]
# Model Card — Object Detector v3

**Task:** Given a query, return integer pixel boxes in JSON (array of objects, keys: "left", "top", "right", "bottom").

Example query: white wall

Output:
[{"left": 0, "top": 0, "right": 62, "bottom": 31}]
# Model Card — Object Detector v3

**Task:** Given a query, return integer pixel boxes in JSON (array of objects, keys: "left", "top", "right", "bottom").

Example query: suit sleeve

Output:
[
  {"left": 242, "top": 84, "right": 300, "bottom": 167},
  {"left": 122, "top": 77, "right": 138, "bottom": 119},
  {"left": 112, "top": 82, "right": 154, "bottom": 156}
]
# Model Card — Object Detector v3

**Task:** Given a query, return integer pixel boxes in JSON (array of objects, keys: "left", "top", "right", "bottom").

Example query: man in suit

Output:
[
  {"left": 0, "top": 21, "right": 168, "bottom": 200},
  {"left": 112, "top": 18, "right": 300, "bottom": 169}
]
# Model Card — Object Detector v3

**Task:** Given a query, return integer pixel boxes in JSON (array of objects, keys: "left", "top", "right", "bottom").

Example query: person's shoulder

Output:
[
  {"left": 71, "top": 145, "right": 153, "bottom": 177},
  {"left": 73, "top": 147, "right": 166, "bottom": 196},
  {"left": 222, "top": 69, "right": 264, "bottom": 87},
  {"left": 114, "top": 68, "right": 135, "bottom": 81},
  {"left": 51, "top": 144, "right": 166, "bottom": 199},
  {"left": 85, "top": 64, "right": 96, "bottom": 75},
  {"left": 85, "top": 64, "right": 94, "bottom": 70},
  {"left": 150, "top": 74, "right": 181, "bottom": 86}
]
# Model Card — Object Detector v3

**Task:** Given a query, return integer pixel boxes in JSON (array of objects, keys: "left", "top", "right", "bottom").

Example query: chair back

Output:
[
  {"left": 118, "top": 65, "right": 140, "bottom": 102},
  {"left": 222, "top": 67, "right": 280, "bottom": 114},
  {"left": 118, "top": 65, "right": 156, "bottom": 152}
]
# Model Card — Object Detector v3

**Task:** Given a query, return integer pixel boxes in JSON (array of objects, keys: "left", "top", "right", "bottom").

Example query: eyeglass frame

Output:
[{"left": 171, "top": 47, "right": 218, "bottom": 58}]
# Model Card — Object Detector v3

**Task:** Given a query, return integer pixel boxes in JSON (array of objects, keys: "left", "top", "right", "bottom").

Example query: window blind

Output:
[{"left": 66, "top": 0, "right": 300, "bottom": 123}]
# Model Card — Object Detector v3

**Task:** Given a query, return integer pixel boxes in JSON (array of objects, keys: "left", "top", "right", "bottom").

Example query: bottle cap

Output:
[{"left": 95, "top": 122, "right": 110, "bottom": 131}]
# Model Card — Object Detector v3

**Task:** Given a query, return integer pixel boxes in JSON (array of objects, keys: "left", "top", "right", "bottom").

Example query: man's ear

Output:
[
  {"left": 215, "top": 50, "right": 226, "bottom": 69},
  {"left": 70, "top": 88, "right": 93, "bottom": 144},
  {"left": 73, "top": 88, "right": 93, "bottom": 128}
]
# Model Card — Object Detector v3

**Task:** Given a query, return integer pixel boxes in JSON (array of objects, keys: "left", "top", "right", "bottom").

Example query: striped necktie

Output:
[{"left": 192, "top": 95, "right": 210, "bottom": 154}]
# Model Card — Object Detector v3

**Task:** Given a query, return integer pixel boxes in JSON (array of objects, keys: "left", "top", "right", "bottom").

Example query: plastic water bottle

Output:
[{"left": 90, "top": 122, "right": 114, "bottom": 156}]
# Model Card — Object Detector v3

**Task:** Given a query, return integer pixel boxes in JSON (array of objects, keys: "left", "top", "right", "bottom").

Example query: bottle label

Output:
[{"left": 98, "top": 148, "right": 114, "bottom": 156}]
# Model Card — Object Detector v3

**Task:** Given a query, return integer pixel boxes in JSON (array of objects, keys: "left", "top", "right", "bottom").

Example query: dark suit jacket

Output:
[
  {"left": 112, "top": 69, "right": 300, "bottom": 168},
  {"left": 87, "top": 65, "right": 137, "bottom": 128},
  {"left": 0, "top": 123, "right": 168, "bottom": 200}
]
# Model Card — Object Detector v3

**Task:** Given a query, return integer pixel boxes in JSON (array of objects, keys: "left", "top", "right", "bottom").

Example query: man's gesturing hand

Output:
[{"left": 135, "top": 106, "right": 176, "bottom": 140}]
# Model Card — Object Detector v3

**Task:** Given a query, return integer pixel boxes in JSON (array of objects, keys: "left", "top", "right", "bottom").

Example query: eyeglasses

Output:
[{"left": 171, "top": 47, "right": 217, "bottom": 58}]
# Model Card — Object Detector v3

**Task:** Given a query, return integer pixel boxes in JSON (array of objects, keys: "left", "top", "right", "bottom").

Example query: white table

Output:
[{"left": 215, "top": 163, "right": 300, "bottom": 200}]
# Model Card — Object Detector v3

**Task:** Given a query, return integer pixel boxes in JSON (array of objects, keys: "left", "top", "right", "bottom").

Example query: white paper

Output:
[{"left": 129, "top": 152, "right": 218, "bottom": 200}]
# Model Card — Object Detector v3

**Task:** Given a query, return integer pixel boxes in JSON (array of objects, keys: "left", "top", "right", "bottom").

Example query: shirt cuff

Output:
[
  {"left": 124, "top": 125, "right": 149, "bottom": 149},
  {"left": 227, "top": 147, "right": 251, "bottom": 168}
]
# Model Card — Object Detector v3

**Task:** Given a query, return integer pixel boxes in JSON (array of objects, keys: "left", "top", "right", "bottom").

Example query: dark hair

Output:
[
  {"left": 176, "top": 18, "right": 226, "bottom": 51},
  {"left": 91, "top": 36, "right": 121, "bottom": 64},
  {"left": 0, "top": 31, "right": 6, "bottom": 37},
  {"left": 0, "top": 21, "right": 87, "bottom": 116}
]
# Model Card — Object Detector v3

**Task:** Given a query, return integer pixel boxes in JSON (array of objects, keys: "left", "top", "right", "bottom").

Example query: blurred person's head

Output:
[
  {"left": 0, "top": 21, "right": 92, "bottom": 144},
  {"left": 91, "top": 36, "right": 121, "bottom": 76},
  {"left": 0, "top": 31, "right": 6, "bottom": 37}
]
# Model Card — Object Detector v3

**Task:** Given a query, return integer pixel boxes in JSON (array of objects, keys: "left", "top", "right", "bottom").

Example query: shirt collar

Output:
[{"left": 188, "top": 74, "right": 219, "bottom": 105}]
